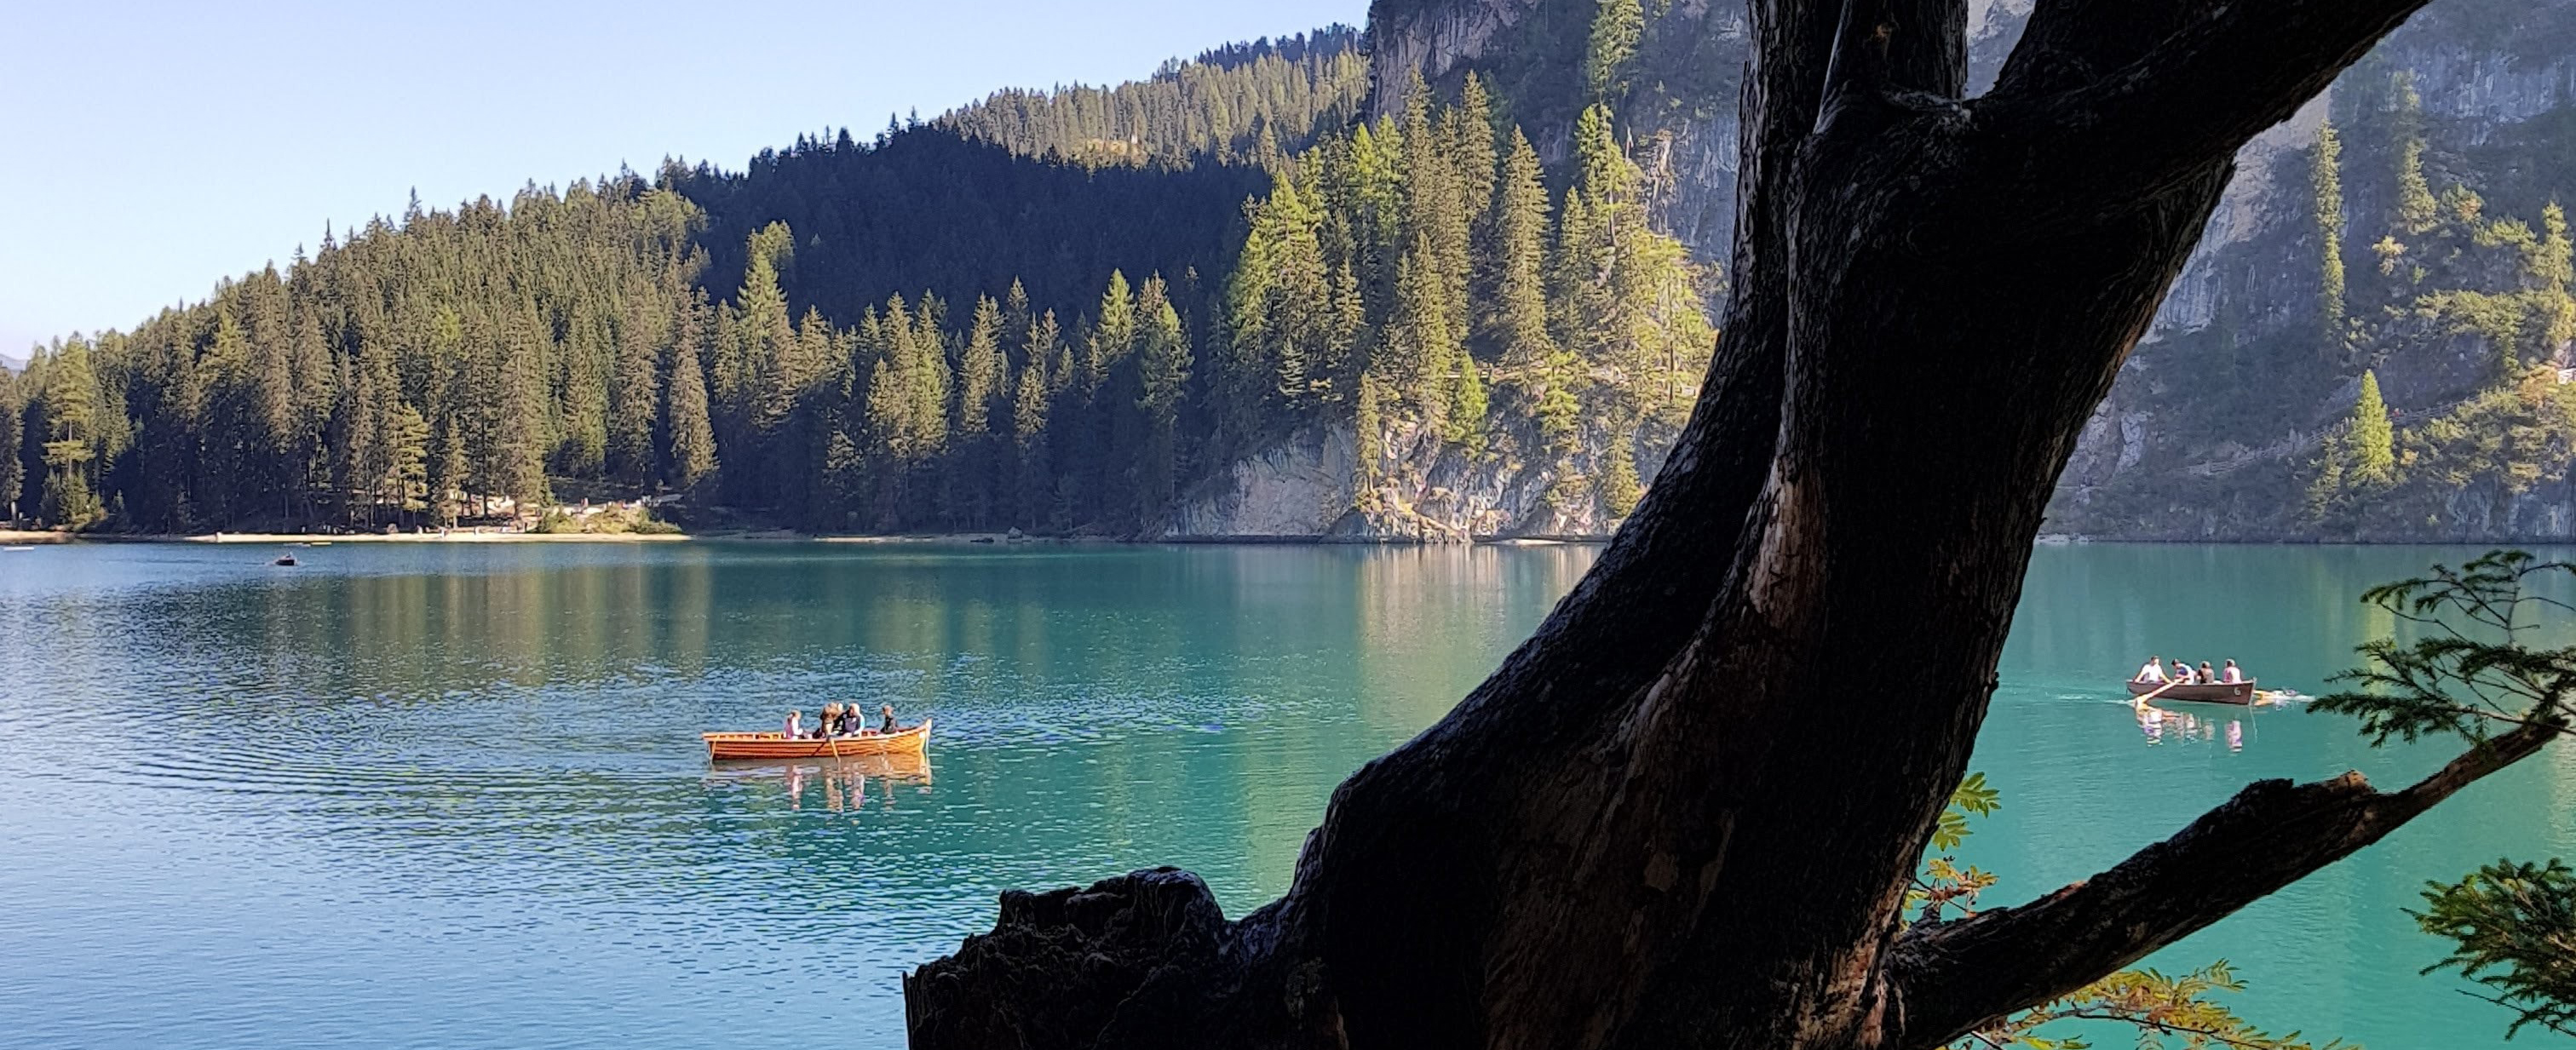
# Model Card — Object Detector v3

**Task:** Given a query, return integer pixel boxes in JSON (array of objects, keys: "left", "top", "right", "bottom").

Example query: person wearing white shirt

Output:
[
  {"left": 2220, "top": 659, "right": 2245, "bottom": 684},
  {"left": 2134, "top": 656, "right": 2167, "bottom": 684}
]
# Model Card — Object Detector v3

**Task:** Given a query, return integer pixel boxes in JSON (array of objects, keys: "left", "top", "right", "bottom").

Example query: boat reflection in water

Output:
[
  {"left": 2136, "top": 704, "right": 2246, "bottom": 752},
  {"left": 704, "top": 752, "right": 933, "bottom": 812}
]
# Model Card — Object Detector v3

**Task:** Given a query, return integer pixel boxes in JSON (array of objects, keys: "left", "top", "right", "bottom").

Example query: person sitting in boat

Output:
[
  {"left": 2199, "top": 661, "right": 2217, "bottom": 686},
  {"left": 837, "top": 704, "right": 864, "bottom": 736},
  {"left": 784, "top": 709, "right": 804, "bottom": 739},
  {"left": 2171, "top": 659, "right": 2194, "bottom": 684},
  {"left": 820, "top": 703, "right": 843, "bottom": 738},
  {"left": 878, "top": 704, "right": 900, "bottom": 734},
  {"left": 2220, "top": 659, "right": 2245, "bottom": 684},
  {"left": 2134, "top": 656, "right": 2167, "bottom": 684}
]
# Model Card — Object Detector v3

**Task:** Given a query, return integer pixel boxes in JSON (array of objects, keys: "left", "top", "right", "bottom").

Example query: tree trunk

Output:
[{"left": 906, "top": 2, "right": 2539, "bottom": 1047}]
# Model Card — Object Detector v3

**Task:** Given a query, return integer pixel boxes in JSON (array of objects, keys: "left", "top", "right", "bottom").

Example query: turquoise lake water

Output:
[{"left": 0, "top": 541, "right": 2570, "bottom": 1048}]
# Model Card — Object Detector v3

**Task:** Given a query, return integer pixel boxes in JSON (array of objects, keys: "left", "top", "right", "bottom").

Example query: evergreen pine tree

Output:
[
  {"left": 37, "top": 338, "right": 103, "bottom": 528},
  {"left": 2395, "top": 72, "right": 2440, "bottom": 238},
  {"left": 494, "top": 312, "right": 554, "bottom": 513},
  {"left": 608, "top": 295, "right": 663, "bottom": 485},
  {"left": 1488, "top": 130, "right": 1559, "bottom": 371},
  {"left": 336, "top": 350, "right": 384, "bottom": 523},
  {"left": 1383, "top": 246, "right": 1462, "bottom": 409},
  {"left": 1088, "top": 272, "right": 1137, "bottom": 393},
  {"left": 1452, "top": 73, "right": 1499, "bottom": 227},
  {"left": 739, "top": 224, "right": 801, "bottom": 433},
  {"left": 2350, "top": 370, "right": 2396, "bottom": 485},
  {"left": 1446, "top": 354, "right": 1489, "bottom": 456},
  {"left": 1402, "top": 73, "right": 1471, "bottom": 348},
  {"left": 1228, "top": 175, "right": 1335, "bottom": 417},
  {"left": 909, "top": 295, "right": 953, "bottom": 480},
  {"left": 0, "top": 371, "right": 21, "bottom": 525},
  {"left": 1598, "top": 427, "right": 1643, "bottom": 518},
  {"left": 954, "top": 295, "right": 1005, "bottom": 525},
  {"left": 1354, "top": 374, "right": 1385, "bottom": 498},
  {"left": 1586, "top": 0, "right": 1645, "bottom": 103},
  {"left": 285, "top": 308, "right": 335, "bottom": 523},
  {"left": 245, "top": 273, "right": 300, "bottom": 520},
  {"left": 957, "top": 296, "right": 1003, "bottom": 439},
  {"left": 1003, "top": 280, "right": 1032, "bottom": 351},
  {"left": 1014, "top": 314, "right": 1055, "bottom": 527},
  {"left": 559, "top": 303, "right": 612, "bottom": 477},
  {"left": 426, "top": 410, "right": 467, "bottom": 526},
  {"left": 862, "top": 296, "right": 923, "bottom": 522},
  {"left": 2314, "top": 119, "right": 2349, "bottom": 339},
  {"left": 2536, "top": 204, "right": 2576, "bottom": 362},
  {"left": 663, "top": 295, "right": 719, "bottom": 491},
  {"left": 384, "top": 400, "right": 431, "bottom": 521},
  {"left": 1134, "top": 275, "right": 1192, "bottom": 524}
]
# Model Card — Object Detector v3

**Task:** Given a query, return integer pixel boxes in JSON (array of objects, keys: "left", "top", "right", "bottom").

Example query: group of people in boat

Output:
[
  {"left": 784, "top": 703, "right": 903, "bottom": 739},
  {"left": 2133, "top": 655, "right": 2248, "bottom": 686}
]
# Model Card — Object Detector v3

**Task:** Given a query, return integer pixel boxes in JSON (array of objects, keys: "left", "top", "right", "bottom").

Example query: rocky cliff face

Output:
[
  {"left": 1162, "top": 397, "right": 1636, "bottom": 541},
  {"left": 1198, "top": 0, "right": 2576, "bottom": 542},
  {"left": 1365, "top": 0, "right": 1749, "bottom": 259},
  {"left": 1361, "top": 0, "right": 2045, "bottom": 261},
  {"left": 2050, "top": 1, "right": 2576, "bottom": 542}
]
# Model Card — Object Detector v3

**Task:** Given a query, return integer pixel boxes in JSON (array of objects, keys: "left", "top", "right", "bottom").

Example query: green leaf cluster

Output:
[{"left": 2414, "top": 858, "right": 2576, "bottom": 1038}]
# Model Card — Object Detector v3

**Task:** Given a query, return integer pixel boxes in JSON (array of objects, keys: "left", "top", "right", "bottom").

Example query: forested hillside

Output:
[
  {"left": 939, "top": 26, "right": 1368, "bottom": 169},
  {"left": 23, "top": 0, "right": 2563, "bottom": 541},
  {"left": 2, "top": 182, "right": 708, "bottom": 533},
  {"left": 2045, "top": 0, "right": 2576, "bottom": 540},
  {"left": 0, "top": 22, "right": 1711, "bottom": 537}
]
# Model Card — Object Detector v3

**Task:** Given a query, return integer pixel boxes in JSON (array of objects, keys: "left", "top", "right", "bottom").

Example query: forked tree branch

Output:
[
  {"left": 1883, "top": 721, "right": 2557, "bottom": 1050},
  {"left": 1984, "top": 0, "right": 2435, "bottom": 201},
  {"left": 1993, "top": 0, "right": 2216, "bottom": 99},
  {"left": 1823, "top": 0, "right": 1969, "bottom": 100}
]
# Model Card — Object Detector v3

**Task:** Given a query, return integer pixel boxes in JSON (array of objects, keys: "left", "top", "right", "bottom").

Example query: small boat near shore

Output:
[
  {"left": 703, "top": 718, "right": 933, "bottom": 760},
  {"left": 2126, "top": 679, "right": 2258, "bottom": 705}
]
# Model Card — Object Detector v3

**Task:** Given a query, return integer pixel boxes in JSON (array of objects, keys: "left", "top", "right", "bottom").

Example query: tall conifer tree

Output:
[
  {"left": 0, "top": 371, "right": 22, "bottom": 524},
  {"left": 663, "top": 295, "right": 719, "bottom": 491},
  {"left": 1134, "top": 275, "right": 1192, "bottom": 524},
  {"left": 1486, "top": 130, "right": 1558, "bottom": 370},
  {"left": 37, "top": 338, "right": 103, "bottom": 527}
]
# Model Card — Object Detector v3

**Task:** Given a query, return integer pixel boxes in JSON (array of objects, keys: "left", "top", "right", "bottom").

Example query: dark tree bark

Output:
[{"left": 906, "top": 2, "right": 2540, "bottom": 1047}]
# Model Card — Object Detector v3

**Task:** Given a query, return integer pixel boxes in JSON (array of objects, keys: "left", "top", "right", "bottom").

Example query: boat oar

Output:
[{"left": 2131, "top": 678, "right": 2183, "bottom": 711}]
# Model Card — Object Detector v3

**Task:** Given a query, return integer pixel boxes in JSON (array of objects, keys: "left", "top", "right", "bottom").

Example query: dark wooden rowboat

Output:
[
  {"left": 703, "top": 718, "right": 933, "bottom": 760},
  {"left": 2126, "top": 680, "right": 2257, "bottom": 705}
]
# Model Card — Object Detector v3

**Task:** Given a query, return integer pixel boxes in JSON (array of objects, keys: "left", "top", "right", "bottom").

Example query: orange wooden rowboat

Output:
[{"left": 703, "top": 718, "right": 934, "bottom": 760}]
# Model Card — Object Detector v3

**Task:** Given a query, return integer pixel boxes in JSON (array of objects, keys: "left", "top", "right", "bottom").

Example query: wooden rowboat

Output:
[
  {"left": 2125, "top": 680, "right": 2257, "bottom": 705},
  {"left": 703, "top": 718, "right": 933, "bottom": 760}
]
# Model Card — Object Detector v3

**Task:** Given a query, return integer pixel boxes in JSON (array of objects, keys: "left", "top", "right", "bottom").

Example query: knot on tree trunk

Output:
[{"left": 906, "top": 867, "right": 1239, "bottom": 1049}]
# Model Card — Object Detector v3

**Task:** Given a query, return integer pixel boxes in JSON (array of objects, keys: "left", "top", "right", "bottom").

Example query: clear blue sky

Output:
[{"left": 0, "top": 0, "right": 1369, "bottom": 359}]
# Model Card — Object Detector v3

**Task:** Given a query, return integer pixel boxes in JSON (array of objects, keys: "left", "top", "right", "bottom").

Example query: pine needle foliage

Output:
[
  {"left": 1926, "top": 776, "right": 2346, "bottom": 1050},
  {"left": 2312, "top": 550, "right": 2576, "bottom": 1039}
]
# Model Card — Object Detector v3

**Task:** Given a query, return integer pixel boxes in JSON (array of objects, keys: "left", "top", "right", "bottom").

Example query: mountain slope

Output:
[
  {"left": 2049, "top": 0, "right": 2576, "bottom": 541},
  {"left": 5, "top": 24, "right": 1719, "bottom": 539},
  {"left": 1368, "top": 0, "right": 2576, "bottom": 542}
]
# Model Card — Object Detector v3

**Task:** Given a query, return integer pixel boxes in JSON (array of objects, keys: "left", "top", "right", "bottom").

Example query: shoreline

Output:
[
  {"left": 9, "top": 527, "right": 2571, "bottom": 548},
  {"left": 0, "top": 528, "right": 1619, "bottom": 548}
]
